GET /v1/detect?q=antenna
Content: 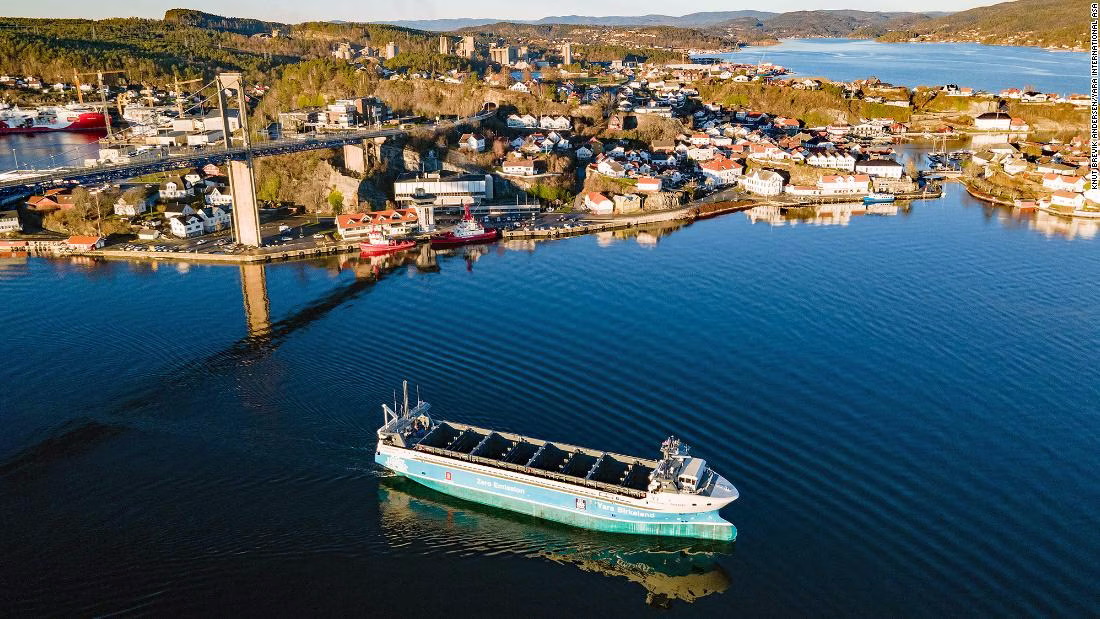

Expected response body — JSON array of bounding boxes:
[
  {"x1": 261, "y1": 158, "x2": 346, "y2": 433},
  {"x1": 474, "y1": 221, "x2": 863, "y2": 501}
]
[{"x1": 403, "y1": 380, "x2": 409, "y2": 415}]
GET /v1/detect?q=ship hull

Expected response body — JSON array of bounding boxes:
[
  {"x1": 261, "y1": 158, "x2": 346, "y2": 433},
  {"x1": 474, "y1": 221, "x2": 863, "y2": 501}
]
[
  {"x1": 0, "y1": 112, "x2": 107, "y2": 134},
  {"x1": 376, "y1": 446, "x2": 736, "y2": 541},
  {"x1": 429, "y1": 229, "x2": 499, "y2": 248}
]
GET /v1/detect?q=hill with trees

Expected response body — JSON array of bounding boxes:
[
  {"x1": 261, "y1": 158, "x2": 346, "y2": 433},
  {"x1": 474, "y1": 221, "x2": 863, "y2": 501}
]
[{"x1": 874, "y1": 0, "x2": 1089, "y2": 49}]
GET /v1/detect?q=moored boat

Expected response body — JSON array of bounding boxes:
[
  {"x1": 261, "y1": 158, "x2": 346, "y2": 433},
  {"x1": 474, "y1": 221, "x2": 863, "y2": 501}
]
[
  {"x1": 0, "y1": 104, "x2": 108, "y2": 134},
  {"x1": 863, "y1": 192, "x2": 896, "y2": 204},
  {"x1": 375, "y1": 383, "x2": 739, "y2": 541},
  {"x1": 430, "y1": 205, "x2": 498, "y2": 248},
  {"x1": 359, "y1": 231, "x2": 416, "y2": 256}
]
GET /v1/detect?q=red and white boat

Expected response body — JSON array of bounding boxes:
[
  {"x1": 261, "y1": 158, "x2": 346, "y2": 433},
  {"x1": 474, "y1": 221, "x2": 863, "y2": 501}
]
[
  {"x1": 430, "y1": 205, "x2": 499, "y2": 248},
  {"x1": 359, "y1": 231, "x2": 416, "y2": 256},
  {"x1": 0, "y1": 104, "x2": 109, "y2": 134}
]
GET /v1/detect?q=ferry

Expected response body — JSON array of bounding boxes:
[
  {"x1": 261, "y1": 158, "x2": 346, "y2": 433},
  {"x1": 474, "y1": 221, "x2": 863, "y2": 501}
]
[
  {"x1": 0, "y1": 104, "x2": 108, "y2": 134},
  {"x1": 863, "y1": 192, "x2": 896, "y2": 204},
  {"x1": 430, "y1": 205, "x2": 498, "y2": 248},
  {"x1": 359, "y1": 231, "x2": 416, "y2": 256},
  {"x1": 375, "y1": 383, "x2": 739, "y2": 541}
]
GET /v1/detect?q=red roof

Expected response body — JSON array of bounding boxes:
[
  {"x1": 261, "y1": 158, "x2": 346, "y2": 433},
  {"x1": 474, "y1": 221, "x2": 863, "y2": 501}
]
[
  {"x1": 1051, "y1": 190, "x2": 1080, "y2": 199},
  {"x1": 585, "y1": 192, "x2": 611, "y2": 204},
  {"x1": 66, "y1": 235, "x2": 101, "y2": 245},
  {"x1": 700, "y1": 158, "x2": 742, "y2": 171},
  {"x1": 337, "y1": 209, "x2": 418, "y2": 230}
]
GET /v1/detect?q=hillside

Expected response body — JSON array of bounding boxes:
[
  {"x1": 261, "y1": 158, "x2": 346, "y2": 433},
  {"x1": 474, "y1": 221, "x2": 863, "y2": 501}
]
[
  {"x1": 875, "y1": 0, "x2": 1089, "y2": 49},
  {"x1": 0, "y1": 12, "x2": 440, "y2": 83},
  {"x1": 452, "y1": 23, "x2": 738, "y2": 55}
]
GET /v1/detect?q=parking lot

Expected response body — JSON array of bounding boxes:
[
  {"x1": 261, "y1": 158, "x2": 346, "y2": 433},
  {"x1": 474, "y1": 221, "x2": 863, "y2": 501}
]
[{"x1": 109, "y1": 215, "x2": 338, "y2": 255}]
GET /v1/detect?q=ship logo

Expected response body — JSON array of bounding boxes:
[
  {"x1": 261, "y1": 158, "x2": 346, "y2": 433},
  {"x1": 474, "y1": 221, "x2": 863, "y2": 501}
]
[
  {"x1": 445, "y1": 471, "x2": 452, "y2": 481},
  {"x1": 575, "y1": 498, "x2": 587, "y2": 510}
]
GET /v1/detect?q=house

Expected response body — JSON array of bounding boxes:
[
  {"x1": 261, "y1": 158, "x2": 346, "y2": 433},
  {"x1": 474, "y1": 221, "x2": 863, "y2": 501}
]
[
  {"x1": 458, "y1": 133, "x2": 485, "y2": 152},
  {"x1": 785, "y1": 185, "x2": 821, "y2": 196},
  {"x1": 636, "y1": 177, "x2": 662, "y2": 192},
  {"x1": 854, "y1": 159, "x2": 904, "y2": 179},
  {"x1": 1010, "y1": 117, "x2": 1030, "y2": 132},
  {"x1": 197, "y1": 206, "x2": 232, "y2": 233},
  {"x1": 1048, "y1": 190, "x2": 1085, "y2": 209},
  {"x1": 974, "y1": 112, "x2": 1012, "y2": 131},
  {"x1": 159, "y1": 175, "x2": 194, "y2": 200},
  {"x1": 699, "y1": 158, "x2": 743, "y2": 187},
  {"x1": 818, "y1": 174, "x2": 871, "y2": 195},
  {"x1": 1042, "y1": 174, "x2": 1086, "y2": 193},
  {"x1": 1002, "y1": 158, "x2": 1029, "y2": 176},
  {"x1": 539, "y1": 115, "x2": 571, "y2": 131},
  {"x1": 806, "y1": 151, "x2": 856, "y2": 171},
  {"x1": 502, "y1": 159, "x2": 538, "y2": 176},
  {"x1": 204, "y1": 187, "x2": 233, "y2": 206},
  {"x1": 336, "y1": 209, "x2": 419, "y2": 239},
  {"x1": 1036, "y1": 162, "x2": 1078, "y2": 176},
  {"x1": 740, "y1": 170, "x2": 784, "y2": 196},
  {"x1": 136, "y1": 228, "x2": 160, "y2": 241},
  {"x1": 509, "y1": 81, "x2": 531, "y2": 93},
  {"x1": 0, "y1": 209, "x2": 21, "y2": 233},
  {"x1": 163, "y1": 204, "x2": 196, "y2": 220},
  {"x1": 114, "y1": 187, "x2": 155, "y2": 216},
  {"x1": 583, "y1": 192, "x2": 614, "y2": 214},
  {"x1": 169, "y1": 214, "x2": 205, "y2": 238},
  {"x1": 506, "y1": 114, "x2": 538, "y2": 128},
  {"x1": 66, "y1": 235, "x2": 104, "y2": 250},
  {"x1": 596, "y1": 158, "x2": 626, "y2": 178},
  {"x1": 575, "y1": 145, "x2": 594, "y2": 160},
  {"x1": 25, "y1": 189, "x2": 75, "y2": 212}
]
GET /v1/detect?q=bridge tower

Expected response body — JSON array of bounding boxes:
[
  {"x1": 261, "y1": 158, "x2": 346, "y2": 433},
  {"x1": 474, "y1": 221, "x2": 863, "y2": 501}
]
[{"x1": 216, "y1": 73, "x2": 263, "y2": 247}]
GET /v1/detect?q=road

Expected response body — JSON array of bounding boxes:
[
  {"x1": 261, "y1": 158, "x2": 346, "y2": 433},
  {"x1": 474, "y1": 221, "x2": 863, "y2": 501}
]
[{"x1": 0, "y1": 109, "x2": 495, "y2": 196}]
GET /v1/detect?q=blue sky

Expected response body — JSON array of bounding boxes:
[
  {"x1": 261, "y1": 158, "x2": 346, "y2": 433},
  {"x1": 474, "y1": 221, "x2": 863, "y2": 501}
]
[{"x1": 6, "y1": 0, "x2": 995, "y2": 22}]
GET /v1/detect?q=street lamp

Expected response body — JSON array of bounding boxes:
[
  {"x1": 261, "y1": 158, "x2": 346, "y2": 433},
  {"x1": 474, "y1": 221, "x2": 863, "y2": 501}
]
[{"x1": 11, "y1": 147, "x2": 18, "y2": 169}]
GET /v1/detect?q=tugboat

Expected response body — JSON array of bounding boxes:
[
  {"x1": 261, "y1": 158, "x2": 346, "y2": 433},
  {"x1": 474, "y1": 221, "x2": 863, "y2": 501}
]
[
  {"x1": 430, "y1": 205, "x2": 499, "y2": 248},
  {"x1": 359, "y1": 231, "x2": 416, "y2": 256},
  {"x1": 863, "y1": 192, "x2": 896, "y2": 204}
]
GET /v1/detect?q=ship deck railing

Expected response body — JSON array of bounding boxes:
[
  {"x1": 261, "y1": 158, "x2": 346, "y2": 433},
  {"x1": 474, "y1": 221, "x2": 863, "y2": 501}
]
[{"x1": 412, "y1": 443, "x2": 650, "y2": 500}]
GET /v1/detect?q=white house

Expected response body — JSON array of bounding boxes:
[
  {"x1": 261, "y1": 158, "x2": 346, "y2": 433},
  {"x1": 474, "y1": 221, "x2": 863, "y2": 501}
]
[
  {"x1": 575, "y1": 146, "x2": 594, "y2": 160},
  {"x1": 502, "y1": 159, "x2": 537, "y2": 176},
  {"x1": 1049, "y1": 190, "x2": 1085, "y2": 209},
  {"x1": 509, "y1": 81, "x2": 531, "y2": 93},
  {"x1": 818, "y1": 174, "x2": 871, "y2": 195},
  {"x1": 974, "y1": 112, "x2": 1012, "y2": 131},
  {"x1": 699, "y1": 158, "x2": 743, "y2": 187},
  {"x1": 113, "y1": 190, "x2": 154, "y2": 217},
  {"x1": 204, "y1": 187, "x2": 233, "y2": 206},
  {"x1": 197, "y1": 206, "x2": 232, "y2": 233},
  {"x1": 785, "y1": 185, "x2": 821, "y2": 196},
  {"x1": 458, "y1": 133, "x2": 485, "y2": 152},
  {"x1": 740, "y1": 169, "x2": 784, "y2": 196},
  {"x1": 159, "y1": 176, "x2": 194, "y2": 200},
  {"x1": 506, "y1": 114, "x2": 538, "y2": 128},
  {"x1": 584, "y1": 192, "x2": 614, "y2": 214},
  {"x1": 539, "y1": 115, "x2": 571, "y2": 131},
  {"x1": 596, "y1": 158, "x2": 626, "y2": 178},
  {"x1": 169, "y1": 214, "x2": 205, "y2": 238},
  {"x1": 806, "y1": 151, "x2": 856, "y2": 171},
  {"x1": 1042, "y1": 174, "x2": 1085, "y2": 193},
  {"x1": 636, "y1": 177, "x2": 663, "y2": 192},
  {"x1": 854, "y1": 159, "x2": 904, "y2": 179},
  {"x1": 336, "y1": 209, "x2": 419, "y2": 240},
  {"x1": 0, "y1": 209, "x2": 21, "y2": 233}
]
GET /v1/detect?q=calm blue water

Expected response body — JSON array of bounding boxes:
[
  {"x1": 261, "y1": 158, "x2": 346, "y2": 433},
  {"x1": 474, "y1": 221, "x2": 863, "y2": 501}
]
[
  {"x1": 2, "y1": 186, "x2": 1098, "y2": 614},
  {"x1": 719, "y1": 39, "x2": 1089, "y2": 94}
]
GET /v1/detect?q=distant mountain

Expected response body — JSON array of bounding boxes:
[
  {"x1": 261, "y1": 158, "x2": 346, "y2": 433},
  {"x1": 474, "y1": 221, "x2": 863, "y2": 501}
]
[
  {"x1": 381, "y1": 11, "x2": 778, "y2": 32},
  {"x1": 875, "y1": 0, "x2": 1088, "y2": 49}
]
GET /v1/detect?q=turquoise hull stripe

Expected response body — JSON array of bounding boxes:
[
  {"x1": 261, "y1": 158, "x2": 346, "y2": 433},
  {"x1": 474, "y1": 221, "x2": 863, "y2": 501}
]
[{"x1": 377, "y1": 451, "x2": 736, "y2": 542}]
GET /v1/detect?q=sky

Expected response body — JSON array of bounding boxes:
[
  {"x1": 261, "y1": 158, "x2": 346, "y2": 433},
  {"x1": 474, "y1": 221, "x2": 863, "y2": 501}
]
[{"x1": 3, "y1": 0, "x2": 998, "y2": 22}]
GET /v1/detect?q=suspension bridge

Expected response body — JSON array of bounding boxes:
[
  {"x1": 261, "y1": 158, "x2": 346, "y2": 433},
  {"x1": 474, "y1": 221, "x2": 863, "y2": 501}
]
[{"x1": 1, "y1": 73, "x2": 495, "y2": 246}]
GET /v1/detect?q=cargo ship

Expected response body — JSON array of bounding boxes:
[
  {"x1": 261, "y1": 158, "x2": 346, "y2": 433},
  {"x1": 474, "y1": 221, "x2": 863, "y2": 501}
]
[
  {"x1": 375, "y1": 384, "x2": 739, "y2": 541},
  {"x1": 0, "y1": 104, "x2": 109, "y2": 134}
]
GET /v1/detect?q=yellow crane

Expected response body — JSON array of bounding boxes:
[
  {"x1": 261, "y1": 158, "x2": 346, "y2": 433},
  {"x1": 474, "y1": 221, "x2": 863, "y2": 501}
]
[
  {"x1": 171, "y1": 77, "x2": 204, "y2": 116},
  {"x1": 73, "y1": 69, "x2": 124, "y2": 139},
  {"x1": 73, "y1": 69, "x2": 124, "y2": 104}
]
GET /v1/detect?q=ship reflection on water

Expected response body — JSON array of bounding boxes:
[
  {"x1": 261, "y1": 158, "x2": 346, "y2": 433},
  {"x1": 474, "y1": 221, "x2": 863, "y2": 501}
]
[{"x1": 378, "y1": 477, "x2": 733, "y2": 608}]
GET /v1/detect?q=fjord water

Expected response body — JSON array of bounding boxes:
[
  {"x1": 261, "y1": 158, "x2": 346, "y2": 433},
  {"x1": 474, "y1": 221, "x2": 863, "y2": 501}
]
[
  {"x1": 2, "y1": 186, "x2": 1099, "y2": 615},
  {"x1": 720, "y1": 39, "x2": 1089, "y2": 94}
]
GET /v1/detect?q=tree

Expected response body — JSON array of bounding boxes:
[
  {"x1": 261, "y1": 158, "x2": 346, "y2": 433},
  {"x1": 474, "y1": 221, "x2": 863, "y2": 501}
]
[{"x1": 327, "y1": 189, "x2": 344, "y2": 214}]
